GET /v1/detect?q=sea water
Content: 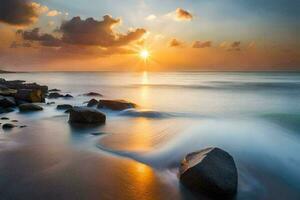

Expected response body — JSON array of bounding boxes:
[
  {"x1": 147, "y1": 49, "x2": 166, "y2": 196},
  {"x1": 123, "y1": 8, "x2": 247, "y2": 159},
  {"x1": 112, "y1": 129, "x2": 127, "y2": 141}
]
[{"x1": 0, "y1": 72, "x2": 300, "y2": 199}]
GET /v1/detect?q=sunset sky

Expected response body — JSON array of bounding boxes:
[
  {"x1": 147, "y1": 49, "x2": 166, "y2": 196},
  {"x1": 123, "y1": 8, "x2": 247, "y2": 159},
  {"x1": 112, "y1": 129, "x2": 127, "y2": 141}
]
[{"x1": 0, "y1": 0, "x2": 299, "y2": 71}]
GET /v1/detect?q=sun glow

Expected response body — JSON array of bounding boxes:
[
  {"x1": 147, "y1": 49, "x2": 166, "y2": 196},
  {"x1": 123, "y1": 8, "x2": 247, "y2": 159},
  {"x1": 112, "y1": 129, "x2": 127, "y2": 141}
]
[{"x1": 139, "y1": 49, "x2": 150, "y2": 60}]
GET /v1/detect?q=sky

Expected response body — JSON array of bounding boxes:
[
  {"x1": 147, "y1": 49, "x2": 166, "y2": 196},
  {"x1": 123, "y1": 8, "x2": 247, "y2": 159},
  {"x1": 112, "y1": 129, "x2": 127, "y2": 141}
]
[{"x1": 0, "y1": 0, "x2": 299, "y2": 71}]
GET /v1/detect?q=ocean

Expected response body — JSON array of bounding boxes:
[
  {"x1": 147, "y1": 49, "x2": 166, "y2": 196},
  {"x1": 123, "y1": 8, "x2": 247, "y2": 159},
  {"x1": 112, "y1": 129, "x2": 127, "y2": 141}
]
[{"x1": 0, "y1": 72, "x2": 300, "y2": 199}]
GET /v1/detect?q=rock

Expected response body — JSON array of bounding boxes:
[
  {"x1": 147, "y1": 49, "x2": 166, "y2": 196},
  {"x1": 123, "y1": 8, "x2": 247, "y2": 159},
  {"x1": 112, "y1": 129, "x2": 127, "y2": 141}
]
[
  {"x1": 1, "y1": 117, "x2": 9, "y2": 120},
  {"x1": 87, "y1": 99, "x2": 98, "y2": 107},
  {"x1": 64, "y1": 109, "x2": 72, "y2": 113},
  {"x1": 90, "y1": 132, "x2": 103, "y2": 136},
  {"x1": 69, "y1": 107, "x2": 106, "y2": 124},
  {"x1": 0, "y1": 96, "x2": 16, "y2": 107},
  {"x1": 179, "y1": 147, "x2": 238, "y2": 197},
  {"x1": 57, "y1": 104, "x2": 73, "y2": 110},
  {"x1": 15, "y1": 89, "x2": 45, "y2": 103},
  {"x1": 11, "y1": 120, "x2": 18, "y2": 122},
  {"x1": 64, "y1": 94, "x2": 73, "y2": 98},
  {"x1": 97, "y1": 100, "x2": 136, "y2": 111},
  {"x1": 83, "y1": 92, "x2": 103, "y2": 96},
  {"x1": 49, "y1": 88, "x2": 61, "y2": 92},
  {"x1": 2, "y1": 123, "x2": 15, "y2": 129},
  {"x1": 48, "y1": 92, "x2": 64, "y2": 99},
  {"x1": 19, "y1": 103, "x2": 43, "y2": 112},
  {"x1": 47, "y1": 102, "x2": 55, "y2": 105},
  {"x1": 19, "y1": 125, "x2": 27, "y2": 128},
  {"x1": 0, "y1": 107, "x2": 14, "y2": 114}
]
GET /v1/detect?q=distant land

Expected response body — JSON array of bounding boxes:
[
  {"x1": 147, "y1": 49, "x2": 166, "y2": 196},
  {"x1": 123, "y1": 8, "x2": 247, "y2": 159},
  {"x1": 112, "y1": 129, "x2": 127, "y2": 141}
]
[{"x1": 0, "y1": 70, "x2": 15, "y2": 73}]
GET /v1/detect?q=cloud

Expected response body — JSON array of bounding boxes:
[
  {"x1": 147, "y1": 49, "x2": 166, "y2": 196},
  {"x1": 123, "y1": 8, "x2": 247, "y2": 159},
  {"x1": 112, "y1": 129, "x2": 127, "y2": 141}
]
[
  {"x1": 18, "y1": 28, "x2": 62, "y2": 47},
  {"x1": 192, "y1": 41, "x2": 212, "y2": 48},
  {"x1": 229, "y1": 41, "x2": 241, "y2": 51},
  {"x1": 145, "y1": 14, "x2": 157, "y2": 21},
  {"x1": 169, "y1": 38, "x2": 183, "y2": 47},
  {"x1": 166, "y1": 8, "x2": 193, "y2": 21},
  {"x1": 60, "y1": 15, "x2": 146, "y2": 47},
  {"x1": 220, "y1": 41, "x2": 241, "y2": 51},
  {"x1": 47, "y1": 10, "x2": 61, "y2": 17},
  {"x1": 0, "y1": 0, "x2": 48, "y2": 25},
  {"x1": 176, "y1": 8, "x2": 193, "y2": 21},
  {"x1": 18, "y1": 15, "x2": 146, "y2": 51}
]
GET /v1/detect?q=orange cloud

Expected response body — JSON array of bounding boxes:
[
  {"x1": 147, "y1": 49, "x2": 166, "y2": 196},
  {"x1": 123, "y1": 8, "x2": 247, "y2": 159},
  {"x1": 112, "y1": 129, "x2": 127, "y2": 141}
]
[
  {"x1": 168, "y1": 38, "x2": 183, "y2": 47},
  {"x1": 176, "y1": 8, "x2": 193, "y2": 21},
  {"x1": 192, "y1": 41, "x2": 212, "y2": 48},
  {"x1": 166, "y1": 8, "x2": 193, "y2": 21}
]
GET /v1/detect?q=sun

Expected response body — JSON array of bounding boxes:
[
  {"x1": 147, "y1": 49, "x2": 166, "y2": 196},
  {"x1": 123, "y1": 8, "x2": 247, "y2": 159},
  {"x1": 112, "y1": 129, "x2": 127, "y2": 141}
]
[{"x1": 139, "y1": 49, "x2": 150, "y2": 60}]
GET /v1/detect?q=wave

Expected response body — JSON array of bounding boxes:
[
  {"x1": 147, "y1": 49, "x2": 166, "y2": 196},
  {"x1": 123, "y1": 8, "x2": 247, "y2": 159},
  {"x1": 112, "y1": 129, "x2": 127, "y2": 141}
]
[
  {"x1": 119, "y1": 109, "x2": 173, "y2": 119},
  {"x1": 259, "y1": 113, "x2": 300, "y2": 133},
  {"x1": 129, "y1": 82, "x2": 300, "y2": 91}
]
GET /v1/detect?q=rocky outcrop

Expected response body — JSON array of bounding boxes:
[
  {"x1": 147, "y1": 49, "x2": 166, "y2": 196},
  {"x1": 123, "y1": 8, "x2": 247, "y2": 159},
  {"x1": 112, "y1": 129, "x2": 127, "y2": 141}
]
[
  {"x1": 179, "y1": 147, "x2": 238, "y2": 197},
  {"x1": 69, "y1": 107, "x2": 106, "y2": 124},
  {"x1": 87, "y1": 99, "x2": 98, "y2": 107},
  {"x1": 57, "y1": 104, "x2": 73, "y2": 110},
  {"x1": 0, "y1": 78, "x2": 47, "y2": 103},
  {"x1": 19, "y1": 103, "x2": 43, "y2": 112},
  {"x1": 15, "y1": 89, "x2": 45, "y2": 102},
  {"x1": 97, "y1": 100, "x2": 136, "y2": 111}
]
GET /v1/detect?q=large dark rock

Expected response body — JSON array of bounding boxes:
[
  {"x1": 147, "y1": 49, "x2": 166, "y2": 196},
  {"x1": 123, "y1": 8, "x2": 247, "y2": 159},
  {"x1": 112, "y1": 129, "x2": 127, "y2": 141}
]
[
  {"x1": 19, "y1": 103, "x2": 43, "y2": 112},
  {"x1": 97, "y1": 100, "x2": 136, "y2": 111},
  {"x1": 57, "y1": 104, "x2": 73, "y2": 110},
  {"x1": 69, "y1": 107, "x2": 106, "y2": 124},
  {"x1": 0, "y1": 96, "x2": 16, "y2": 107},
  {"x1": 179, "y1": 147, "x2": 238, "y2": 197},
  {"x1": 87, "y1": 98, "x2": 98, "y2": 107}
]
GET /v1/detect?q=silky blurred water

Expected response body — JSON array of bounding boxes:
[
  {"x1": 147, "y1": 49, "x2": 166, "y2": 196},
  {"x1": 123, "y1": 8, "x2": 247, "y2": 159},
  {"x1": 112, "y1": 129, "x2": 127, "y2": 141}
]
[{"x1": 1, "y1": 72, "x2": 300, "y2": 199}]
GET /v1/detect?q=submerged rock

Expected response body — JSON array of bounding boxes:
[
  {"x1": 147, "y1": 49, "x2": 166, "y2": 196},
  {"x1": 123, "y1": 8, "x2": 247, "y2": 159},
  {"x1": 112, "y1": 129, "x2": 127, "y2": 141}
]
[
  {"x1": 19, "y1": 103, "x2": 43, "y2": 112},
  {"x1": 64, "y1": 94, "x2": 73, "y2": 98},
  {"x1": 179, "y1": 147, "x2": 238, "y2": 197},
  {"x1": 48, "y1": 92, "x2": 64, "y2": 99},
  {"x1": 97, "y1": 100, "x2": 136, "y2": 111},
  {"x1": 1, "y1": 117, "x2": 9, "y2": 120},
  {"x1": 83, "y1": 92, "x2": 103, "y2": 96},
  {"x1": 69, "y1": 107, "x2": 106, "y2": 124},
  {"x1": 2, "y1": 123, "x2": 15, "y2": 129},
  {"x1": 49, "y1": 88, "x2": 61, "y2": 92},
  {"x1": 57, "y1": 104, "x2": 73, "y2": 110},
  {"x1": 87, "y1": 99, "x2": 98, "y2": 107}
]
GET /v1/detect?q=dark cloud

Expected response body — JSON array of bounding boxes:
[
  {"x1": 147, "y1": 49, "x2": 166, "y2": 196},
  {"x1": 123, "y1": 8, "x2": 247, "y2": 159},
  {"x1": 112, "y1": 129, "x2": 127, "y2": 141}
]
[
  {"x1": 193, "y1": 41, "x2": 212, "y2": 48},
  {"x1": 19, "y1": 15, "x2": 146, "y2": 50},
  {"x1": 18, "y1": 28, "x2": 62, "y2": 47},
  {"x1": 0, "y1": 0, "x2": 45, "y2": 25},
  {"x1": 175, "y1": 8, "x2": 193, "y2": 21},
  {"x1": 60, "y1": 15, "x2": 146, "y2": 47},
  {"x1": 169, "y1": 38, "x2": 183, "y2": 47}
]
